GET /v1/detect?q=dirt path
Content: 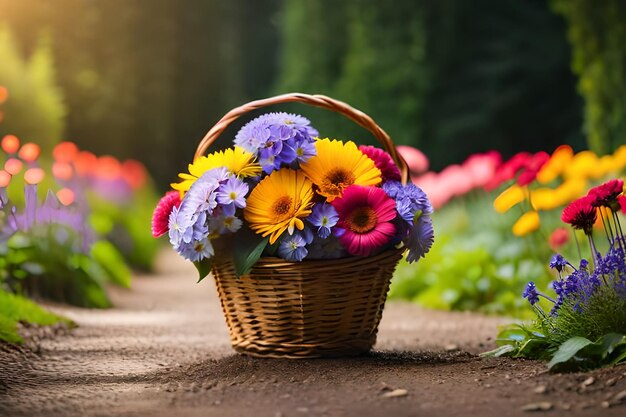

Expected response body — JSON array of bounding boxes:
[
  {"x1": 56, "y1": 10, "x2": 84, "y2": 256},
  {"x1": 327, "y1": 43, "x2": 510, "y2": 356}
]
[{"x1": 1, "y1": 250, "x2": 626, "y2": 417}]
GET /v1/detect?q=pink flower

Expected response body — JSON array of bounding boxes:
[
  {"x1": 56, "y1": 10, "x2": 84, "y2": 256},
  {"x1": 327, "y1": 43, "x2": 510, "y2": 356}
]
[
  {"x1": 331, "y1": 185, "x2": 397, "y2": 256},
  {"x1": 397, "y1": 145, "x2": 429, "y2": 175},
  {"x1": 152, "y1": 191, "x2": 182, "y2": 237},
  {"x1": 462, "y1": 151, "x2": 501, "y2": 188},
  {"x1": 359, "y1": 145, "x2": 401, "y2": 182}
]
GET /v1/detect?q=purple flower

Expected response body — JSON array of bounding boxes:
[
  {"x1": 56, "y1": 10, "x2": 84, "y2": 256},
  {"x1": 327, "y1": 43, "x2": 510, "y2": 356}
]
[
  {"x1": 277, "y1": 233, "x2": 308, "y2": 262},
  {"x1": 282, "y1": 134, "x2": 317, "y2": 165},
  {"x1": 523, "y1": 282, "x2": 540, "y2": 305},
  {"x1": 405, "y1": 214, "x2": 434, "y2": 263},
  {"x1": 208, "y1": 211, "x2": 243, "y2": 234},
  {"x1": 216, "y1": 177, "x2": 248, "y2": 210},
  {"x1": 177, "y1": 237, "x2": 215, "y2": 262},
  {"x1": 234, "y1": 112, "x2": 318, "y2": 173},
  {"x1": 307, "y1": 203, "x2": 339, "y2": 239},
  {"x1": 168, "y1": 205, "x2": 193, "y2": 248}
]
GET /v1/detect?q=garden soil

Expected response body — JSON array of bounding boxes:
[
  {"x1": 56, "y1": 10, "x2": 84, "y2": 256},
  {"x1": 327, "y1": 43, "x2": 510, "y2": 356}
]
[{"x1": 1, "y1": 250, "x2": 626, "y2": 417}]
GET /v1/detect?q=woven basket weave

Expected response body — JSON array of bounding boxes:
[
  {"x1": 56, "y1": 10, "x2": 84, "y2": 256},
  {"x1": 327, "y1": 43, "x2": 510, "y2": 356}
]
[{"x1": 197, "y1": 93, "x2": 409, "y2": 358}]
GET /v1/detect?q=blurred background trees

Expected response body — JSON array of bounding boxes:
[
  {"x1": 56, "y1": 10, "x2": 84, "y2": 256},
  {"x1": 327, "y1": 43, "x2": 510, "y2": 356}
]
[{"x1": 0, "y1": 0, "x2": 623, "y2": 187}]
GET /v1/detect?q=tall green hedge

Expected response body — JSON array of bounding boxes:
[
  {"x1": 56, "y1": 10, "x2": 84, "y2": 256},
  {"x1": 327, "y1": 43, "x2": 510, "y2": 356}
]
[{"x1": 552, "y1": 0, "x2": 626, "y2": 154}]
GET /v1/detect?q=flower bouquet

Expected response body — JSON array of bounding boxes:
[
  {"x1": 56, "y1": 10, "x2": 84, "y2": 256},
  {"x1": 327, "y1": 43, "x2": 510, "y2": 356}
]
[{"x1": 152, "y1": 94, "x2": 434, "y2": 357}]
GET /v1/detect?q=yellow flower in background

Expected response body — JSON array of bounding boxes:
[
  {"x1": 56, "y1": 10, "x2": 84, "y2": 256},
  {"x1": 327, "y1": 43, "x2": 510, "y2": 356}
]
[
  {"x1": 493, "y1": 184, "x2": 527, "y2": 213},
  {"x1": 563, "y1": 150, "x2": 599, "y2": 180},
  {"x1": 529, "y1": 188, "x2": 559, "y2": 211},
  {"x1": 614, "y1": 145, "x2": 626, "y2": 169},
  {"x1": 172, "y1": 146, "x2": 261, "y2": 194},
  {"x1": 244, "y1": 168, "x2": 314, "y2": 244},
  {"x1": 512, "y1": 211, "x2": 540, "y2": 237},
  {"x1": 536, "y1": 145, "x2": 573, "y2": 184},
  {"x1": 300, "y1": 138, "x2": 381, "y2": 201}
]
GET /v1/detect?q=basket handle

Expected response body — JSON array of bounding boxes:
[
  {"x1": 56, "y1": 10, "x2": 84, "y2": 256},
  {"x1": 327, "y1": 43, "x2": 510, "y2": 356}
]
[{"x1": 194, "y1": 92, "x2": 409, "y2": 183}]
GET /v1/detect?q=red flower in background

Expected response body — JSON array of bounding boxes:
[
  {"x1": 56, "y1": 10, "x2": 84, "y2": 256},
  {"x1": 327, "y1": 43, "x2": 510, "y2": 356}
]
[
  {"x1": 548, "y1": 227, "x2": 569, "y2": 251},
  {"x1": 561, "y1": 195, "x2": 597, "y2": 234},
  {"x1": 484, "y1": 152, "x2": 531, "y2": 191},
  {"x1": 588, "y1": 179, "x2": 624, "y2": 209},
  {"x1": 151, "y1": 191, "x2": 182, "y2": 237},
  {"x1": 517, "y1": 151, "x2": 549, "y2": 186}
]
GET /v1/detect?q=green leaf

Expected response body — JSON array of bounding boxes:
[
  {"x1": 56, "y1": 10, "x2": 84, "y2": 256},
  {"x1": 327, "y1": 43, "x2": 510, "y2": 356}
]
[
  {"x1": 481, "y1": 344, "x2": 515, "y2": 358},
  {"x1": 90, "y1": 240, "x2": 132, "y2": 288},
  {"x1": 548, "y1": 336, "x2": 593, "y2": 369},
  {"x1": 233, "y1": 230, "x2": 269, "y2": 277},
  {"x1": 194, "y1": 258, "x2": 214, "y2": 283}
]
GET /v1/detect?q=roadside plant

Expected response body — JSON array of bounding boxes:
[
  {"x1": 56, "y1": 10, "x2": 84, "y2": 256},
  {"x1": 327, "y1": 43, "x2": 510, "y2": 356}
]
[{"x1": 485, "y1": 179, "x2": 626, "y2": 371}]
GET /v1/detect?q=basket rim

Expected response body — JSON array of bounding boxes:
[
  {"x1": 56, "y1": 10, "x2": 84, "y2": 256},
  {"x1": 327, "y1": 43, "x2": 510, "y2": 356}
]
[{"x1": 214, "y1": 246, "x2": 406, "y2": 272}]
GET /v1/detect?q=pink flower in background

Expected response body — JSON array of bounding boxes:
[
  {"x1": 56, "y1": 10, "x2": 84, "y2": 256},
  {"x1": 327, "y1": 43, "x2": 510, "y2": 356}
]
[
  {"x1": 397, "y1": 145, "x2": 429, "y2": 175},
  {"x1": 462, "y1": 151, "x2": 501, "y2": 188}
]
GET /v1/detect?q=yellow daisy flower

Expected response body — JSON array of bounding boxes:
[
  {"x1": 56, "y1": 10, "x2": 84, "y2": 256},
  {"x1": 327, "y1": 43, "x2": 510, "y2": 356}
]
[
  {"x1": 244, "y1": 168, "x2": 314, "y2": 244},
  {"x1": 171, "y1": 146, "x2": 261, "y2": 194},
  {"x1": 299, "y1": 138, "x2": 381, "y2": 201}
]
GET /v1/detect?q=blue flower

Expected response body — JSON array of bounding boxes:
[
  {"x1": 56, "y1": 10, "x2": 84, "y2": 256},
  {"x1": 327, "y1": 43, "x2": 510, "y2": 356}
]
[
  {"x1": 277, "y1": 234, "x2": 308, "y2": 262},
  {"x1": 405, "y1": 214, "x2": 434, "y2": 263},
  {"x1": 523, "y1": 282, "x2": 540, "y2": 305},
  {"x1": 549, "y1": 254, "x2": 568, "y2": 272},
  {"x1": 383, "y1": 181, "x2": 433, "y2": 226},
  {"x1": 308, "y1": 203, "x2": 339, "y2": 239}
]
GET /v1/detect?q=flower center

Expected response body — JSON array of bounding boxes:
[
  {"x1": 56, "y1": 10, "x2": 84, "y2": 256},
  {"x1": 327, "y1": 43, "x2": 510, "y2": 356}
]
[
  {"x1": 271, "y1": 196, "x2": 293, "y2": 218},
  {"x1": 229, "y1": 191, "x2": 237, "y2": 200},
  {"x1": 322, "y1": 168, "x2": 355, "y2": 197},
  {"x1": 347, "y1": 207, "x2": 378, "y2": 234}
]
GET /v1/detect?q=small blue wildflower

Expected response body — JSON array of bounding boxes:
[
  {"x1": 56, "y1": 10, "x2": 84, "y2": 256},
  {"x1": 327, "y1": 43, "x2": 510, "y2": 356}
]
[
  {"x1": 549, "y1": 254, "x2": 568, "y2": 272},
  {"x1": 277, "y1": 234, "x2": 308, "y2": 262},
  {"x1": 308, "y1": 203, "x2": 339, "y2": 239},
  {"x1": 579, "y1": 259, "x2": 589, "y2": 270},
  {"x1": 523, "y1": 282, "x2": 540, "y2": 305}
]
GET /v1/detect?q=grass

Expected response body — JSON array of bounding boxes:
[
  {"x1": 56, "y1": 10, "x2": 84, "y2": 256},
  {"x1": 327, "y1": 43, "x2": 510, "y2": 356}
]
[{"x1": 0, "y1": 289, "x2": 71, "y2": 344}]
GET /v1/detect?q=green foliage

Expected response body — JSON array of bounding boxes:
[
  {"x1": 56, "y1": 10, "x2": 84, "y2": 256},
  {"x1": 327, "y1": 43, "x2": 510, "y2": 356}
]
[
  {"x1": 0, "y1": 288, "x2": 69, "y2": 344},
  {"x1": 88, "y1": 185, "x2": 160, "y2": 271},
  {"x1": 390, "y1": 195, "x2": 552, "y2": 318},
  {"x1": 0, "y1": 225, "x2": 132, "y2": 308},
  {"x1": 0, "y1": 25, "x2": 65, "y2": 152},
  {"x1": 486, "y1": 324, "x2": 626, "y2": 371},
  {"x1": 552, "y1": 0, "x2": 626, "y2": 154},
  {"x1": 276, "y1": 0, "x2": 583, "y2": 169}
]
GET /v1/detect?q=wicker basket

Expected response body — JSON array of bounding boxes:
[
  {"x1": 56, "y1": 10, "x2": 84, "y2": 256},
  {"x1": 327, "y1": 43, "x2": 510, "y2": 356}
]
[{"x1": 196, "y1": 93, "x2": 409, "y2": 358}]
